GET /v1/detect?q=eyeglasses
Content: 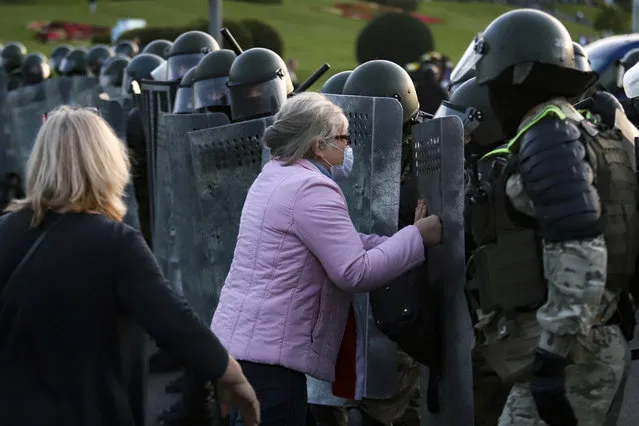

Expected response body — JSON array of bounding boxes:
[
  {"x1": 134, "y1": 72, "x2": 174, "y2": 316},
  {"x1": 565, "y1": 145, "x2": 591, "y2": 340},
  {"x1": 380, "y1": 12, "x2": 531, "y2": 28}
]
[
  {"x1": 333, "y1": 134, "x2": 351, "y2": 146},
  {"x1": 42, "y1": 106, "x2": 101, "y2": 124}
]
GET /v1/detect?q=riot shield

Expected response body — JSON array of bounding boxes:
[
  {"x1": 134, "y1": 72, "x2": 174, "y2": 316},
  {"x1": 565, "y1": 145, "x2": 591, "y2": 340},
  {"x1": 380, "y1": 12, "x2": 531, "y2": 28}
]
[
  {"x1": 0, "y1": 70, "x2": 8, "y2": 177},
  {"x1": 187, "y1": 117, "x2": 272, "y2": 321},
  {"x1": 139, "y1": 80, "x2": 178, "y2": 241},
  {"x1": 155, "y1": 113, "x2": 231, "y2": 319},
  {"x1": 58, "y1": 76, "x2": 100, "y2": 106},
  {"x1": 412, "y1": 117, "x2": 473, "y2": 426},
  {"x1": 5, "y1": 80, "x2": 64, "y2": 179},
  {"x1": 97, "y1": 96, "x2": 141, "y2": 230},
  {"x1": 322, "y1": 94, "x2": 404, "y2": 401}
]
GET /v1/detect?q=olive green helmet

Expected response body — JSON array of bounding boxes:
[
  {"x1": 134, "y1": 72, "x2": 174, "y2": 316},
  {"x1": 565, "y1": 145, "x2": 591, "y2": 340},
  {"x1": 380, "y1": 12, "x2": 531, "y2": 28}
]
[
  {"x1": 114, "y1": 40, "x2": 139, "y2": 58},
  {"x1": 49, "y1": 45, "x2": 71, "y2": 75},
  {"x1": 174, "y1": 66, "x2": 197, "y2": 114},
  {"x1": 86, "y1": 45, "x2": 114, "y2": 77},
  {"x1": 193, "y1": 49, "x2": 236, "y2": 111},
  {"x1": 123, "y1": 53, "x2": 165, "y2": 95},
  {"x1": 227, "y1": 47, "x2": 294, "y2": 121},
  {"x1": 342, "y1": 60, "x2": 419, "y2": 124},
  {"x1": 435, "y1": 77, "x2": 504, "y2": 148},
  {"x1": 168, "y1": 31, "x2": 220, "y2": 81},
  {"x1": 320, "y1": 70, "x2": 352, "y2": 95},
  {"x1": 59, "y1": 48, "x2": 88, "y2": 76},
  {"x1": 1, "y1": 42, "x2": 27, "y2": 72},
  {"x1": 451, "y1": 9, "x2": 578, "y2": 86},
  {"x1": 21, "y1": 53, "x2": 51, "y2": 85},
  {"x1": 143, "y1": 39, "x2": 173, "y2": 60},
  {"x1": 99, "y1": 55, "x2": 131, "y2": 88}
]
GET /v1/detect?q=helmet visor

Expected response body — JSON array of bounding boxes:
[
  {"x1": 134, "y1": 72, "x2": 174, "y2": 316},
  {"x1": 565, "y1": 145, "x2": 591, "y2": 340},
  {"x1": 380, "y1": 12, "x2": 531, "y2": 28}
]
[
  {"x1": 122, "y1": 73, "x2": 134, "y2": 96},
  {"x1": 617, "y1": 64, "x2": 626, "y2": 90},
  {"x1": 623, "y1": 62, "x2": 639, "y2": 99},
  {"x1": 59, "y1": 58, "x2": 76, "y2": 74},
  {"x1": 193, "y1": 76, "x2": 230, "y2": 110},
  {"x1": 167, "y1": 53, "x2": 204, "y2": 81},
  {"x1": 229, "y1": 77, "x2": 287, "y2": 121},
  {"x1": 449, "y1": 35, "x2": 484, "y2": 85},
  {"x1": 434, "y1": 101, "x2": 482, "y2": 140},
  {"x1": 151, "y1": 62, "x2": 168, "y2": 81},
  {"x1": 99, "y1": 73, "x2": 116, "y2": 88},
  {"x1": 173, "y1": 86, "x2": 194, "y2": 114}
]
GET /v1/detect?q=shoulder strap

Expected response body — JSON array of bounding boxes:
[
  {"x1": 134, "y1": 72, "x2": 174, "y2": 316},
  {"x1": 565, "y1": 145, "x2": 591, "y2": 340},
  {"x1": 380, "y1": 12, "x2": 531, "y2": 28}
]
[{"x1": 2, "y1": 215, "x2": 64, "y2": 292}]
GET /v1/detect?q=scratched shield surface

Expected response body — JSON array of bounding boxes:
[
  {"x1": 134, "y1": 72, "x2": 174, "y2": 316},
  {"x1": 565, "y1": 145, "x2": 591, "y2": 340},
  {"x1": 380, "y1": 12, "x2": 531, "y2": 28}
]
[
  {"x1": 139, "y1": 80, "x2": 178, "y2": 242},
  {"x1": 323, "y1": 94, "x2": 404, "y2": 401},
  {"x1": 412, "y1": 116, "x2": 473, "y2": 426},
  {"x1": 187, "y1": 117, "x2": 271, "y2": 322},
  {"x1": 161, "y1": 112, "x2": 230, "y2": 320}
]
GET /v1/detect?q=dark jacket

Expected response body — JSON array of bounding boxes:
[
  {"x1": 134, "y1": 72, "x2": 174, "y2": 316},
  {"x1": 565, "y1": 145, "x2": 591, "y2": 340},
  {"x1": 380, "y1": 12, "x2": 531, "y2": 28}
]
[{"x1": 0, "y1": 210, "x2": 228, "y2": 426}]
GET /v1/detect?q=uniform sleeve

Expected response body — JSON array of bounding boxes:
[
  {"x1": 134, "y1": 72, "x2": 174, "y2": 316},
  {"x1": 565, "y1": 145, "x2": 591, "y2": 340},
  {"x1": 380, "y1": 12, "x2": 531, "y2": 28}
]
[
  {"x1": 359, "y1": 233, "x2": 389, "y2": 250},
  {"x1": 114, "y1": 229, "x2": 229, "y2": 380},
  {"x1": 507, "y1": 174, "x2": 607, "y2": 357},
  {"x1": 293, "y1": 179, "x2": 425, "y2": 293}
]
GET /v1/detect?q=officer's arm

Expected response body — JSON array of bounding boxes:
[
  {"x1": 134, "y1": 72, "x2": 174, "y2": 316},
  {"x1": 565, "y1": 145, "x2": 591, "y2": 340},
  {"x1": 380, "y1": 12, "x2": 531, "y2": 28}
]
[{"x1": 511, "y1": 117, "x2": 607, "y2": 358}]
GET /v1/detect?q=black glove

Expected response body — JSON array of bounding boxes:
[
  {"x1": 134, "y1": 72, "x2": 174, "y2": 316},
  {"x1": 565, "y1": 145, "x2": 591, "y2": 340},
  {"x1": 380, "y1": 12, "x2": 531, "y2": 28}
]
[{"x1": 530, "y1": 348, "x2": 577, "y2": 426}]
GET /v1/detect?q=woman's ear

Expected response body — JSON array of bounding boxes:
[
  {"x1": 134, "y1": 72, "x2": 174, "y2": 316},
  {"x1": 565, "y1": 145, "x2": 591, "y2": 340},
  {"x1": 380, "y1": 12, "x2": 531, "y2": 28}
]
[{"x1": 311, "y1": 139, "x2": 323, "y2": 158}]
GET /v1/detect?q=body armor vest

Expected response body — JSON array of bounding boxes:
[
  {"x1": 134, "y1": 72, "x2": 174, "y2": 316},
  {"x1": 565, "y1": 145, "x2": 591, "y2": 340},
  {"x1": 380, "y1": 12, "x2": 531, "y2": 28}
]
[{"x1": 470, "y1": 100, "x2": 639, "y2": 313}]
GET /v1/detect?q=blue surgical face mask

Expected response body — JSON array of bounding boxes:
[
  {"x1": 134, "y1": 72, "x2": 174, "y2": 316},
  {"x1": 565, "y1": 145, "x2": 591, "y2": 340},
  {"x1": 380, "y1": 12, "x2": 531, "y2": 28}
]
[{"x1": 331, "y1": 146, "x2": 354, "y2": 181}]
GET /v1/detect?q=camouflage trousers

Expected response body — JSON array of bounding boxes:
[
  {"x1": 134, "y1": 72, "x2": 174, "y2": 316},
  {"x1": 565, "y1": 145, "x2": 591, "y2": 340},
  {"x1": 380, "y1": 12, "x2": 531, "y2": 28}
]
[
  {"x1": 346, "y1": 349, "x2": 421, "y2": 426},
  {"x1": 498, "y1": 325, "x2": 630, "y2": 426}
]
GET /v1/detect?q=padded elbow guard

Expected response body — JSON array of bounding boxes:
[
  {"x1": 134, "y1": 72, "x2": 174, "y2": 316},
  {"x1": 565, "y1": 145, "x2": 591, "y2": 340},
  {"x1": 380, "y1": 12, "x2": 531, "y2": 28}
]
[{"x1": 518, "y1": 117, "x2": 604, "y2": 242}]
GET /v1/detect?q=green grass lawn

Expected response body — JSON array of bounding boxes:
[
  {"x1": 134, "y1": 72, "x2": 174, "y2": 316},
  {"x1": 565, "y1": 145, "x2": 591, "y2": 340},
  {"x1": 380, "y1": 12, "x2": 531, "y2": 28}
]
[{"x1": 0, "y1": 0, "x2": 601, "y2": 89}]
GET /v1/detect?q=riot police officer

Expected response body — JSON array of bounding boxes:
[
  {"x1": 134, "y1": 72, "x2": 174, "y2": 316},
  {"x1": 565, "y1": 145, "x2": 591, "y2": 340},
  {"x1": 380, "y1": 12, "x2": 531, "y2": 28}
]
[
  {"x1": 49, "y1": 45, "x2": 70, "y2": 76},
  {"x1": 341, "y1": 60, "x2": 426, "y2": 426},
  {"x1": 20, "y1": 53, "x2": 51, "y2": 86},
  {"x1": 450, "y1": 9, "x2": 636, "y2": 425},
  {"x1": 173, "y1": 66, "x2": 196, "y2": 114},
  {"x1": 1, "y1": 42, "x2": 27, "y2": 91},
  {"x1": 193, "y1": 49, "x2": 236, "y2": 115},
  {"x1": 99, "y1": 55, "x2": 131, "y2": 99},
  {"x1": 86, "y1": 44, "x2": 114, "y2": 77},
  {"x1": 114, "y1": 39, "x2": 139, "y2": 59},
  {"x1": 142, "y1": 39, "x2": 173, "y2": 59},
  {"x1": 59, "y1": 48, "x2": 88, "y2": 76},
  {"x1": 122, "y1": 53, "x2": 165, "y2": 95},
  {"x1": 320, "y1": 70, "x2": 352, "y2": 95},
  {"x1": 167, "y1": 31, "x2": 219, "y2": 81},
  {"x1": 227, "y1": 47, "x2": 293, "y2": 122}
]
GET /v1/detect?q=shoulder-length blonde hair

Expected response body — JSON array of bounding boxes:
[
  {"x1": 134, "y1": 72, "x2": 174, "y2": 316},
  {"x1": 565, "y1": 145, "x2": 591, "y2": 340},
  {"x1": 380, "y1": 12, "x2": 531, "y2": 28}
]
[{"x1": 4, "y1": 105, "x2": 131, "y2": 226}]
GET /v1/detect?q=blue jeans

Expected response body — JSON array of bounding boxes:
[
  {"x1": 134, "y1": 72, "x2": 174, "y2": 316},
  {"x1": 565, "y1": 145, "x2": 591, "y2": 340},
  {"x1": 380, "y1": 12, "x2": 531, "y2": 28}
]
[{"x1": 231, "y1": 361, "x2": 308, "y2": 426}]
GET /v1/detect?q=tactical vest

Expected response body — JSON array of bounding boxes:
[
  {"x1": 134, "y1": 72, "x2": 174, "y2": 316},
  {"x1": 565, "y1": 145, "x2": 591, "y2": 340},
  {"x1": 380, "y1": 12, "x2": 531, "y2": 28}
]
[{"x1": 470, "y1": 100, "x2": 639, "y2": 313}]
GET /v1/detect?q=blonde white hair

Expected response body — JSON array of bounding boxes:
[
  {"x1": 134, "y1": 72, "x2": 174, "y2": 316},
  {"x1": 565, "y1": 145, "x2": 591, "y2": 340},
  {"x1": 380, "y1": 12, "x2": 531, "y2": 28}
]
[
  {"x1": 262, "y1": 92, "x2": 348, "y2": 164},
  {"x1": 5, "y1": 105, "x2": 131, "y2": 226}
]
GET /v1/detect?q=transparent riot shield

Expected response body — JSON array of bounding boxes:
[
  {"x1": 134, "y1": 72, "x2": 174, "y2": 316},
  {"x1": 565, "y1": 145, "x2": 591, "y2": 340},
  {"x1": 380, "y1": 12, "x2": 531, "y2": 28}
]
[
  {"x1": 58, "y1": 76, "x2": 100, "y2": 106},
  {"x1": 155, "y1": 113, "x2": 230, "y2": 319},
  {"x1": 412, "y1": 116, "x2": 473, "y2": 426},
  {"x1": 187, "y1": 117, "x2": 272, "y2": 321},
  {"x1": 322, "y1": 94, "x2": 404, "y2": 402},
  {"x1": 5, "y1": 80, "x2": 64, "y2": 180},
  {"x1": 139, "y1": 80, "x2": 178, "y2": 242}
]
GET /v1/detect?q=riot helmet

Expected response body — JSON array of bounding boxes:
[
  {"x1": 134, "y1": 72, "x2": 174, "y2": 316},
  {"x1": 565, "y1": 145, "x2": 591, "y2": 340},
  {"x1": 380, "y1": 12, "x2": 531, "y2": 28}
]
[
  {"x1": 86, "y1": 45, "x2": 114, "y2": 76},
  {"x1": 227, "y1": 47, "x2": 293, "y2": 122},
  {"x1": 1, "y1": 42, "x2": 27, "y2": 73},
  {"x1": 167, "y1": 31, "x2": 219, "y2": 81},
  {"x1": 123, "y1": 53, "x2": 165, "y2": 95},
  {"x1": 434, "y1": 77, "x2": 504, "y2": 150},
  {"x1": 342, "y1": 60, "x2": 419, "y2": 124},
  {"x1": 99, "y1": 55, "x2": 131, "y2": 88},
  {"x1": 114, "y1": 40, "x2": 139, "y2": 58},
  {"x1": 451, "y1": 9, "x2": 594, "y2": 96},
  {"x1": 573, "y1": 42, "x2": 591, "y2": 73},
  {"x1": 143, "y1": 39, "x2": 173, "y2": 60},
  {"x1": 193, "y1": 49, "x2": 236, "y2": 112},
  {"x1": 59, "y1": 48, "x2": 88, "y2": 76},
  {"x1": 49, "y1": 45, "x2": 70, "y2": 75},
  {"x1": 320, "y1": 70, "x2": 352, "y2": 94},
  {"x1": 448, "y1": 67, "x2": 475, "y2": 95},
  {"x1": 174, "y1": 66, "x2": 197, "y2": 114},
  {"x1": 617, "y1": 48, "x2": 639, "y2": 92},
  {"x1": 21, "y1": 53, "x2": 51, "y2": 86}
]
